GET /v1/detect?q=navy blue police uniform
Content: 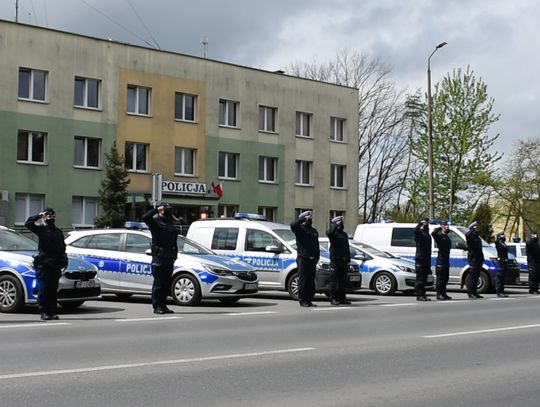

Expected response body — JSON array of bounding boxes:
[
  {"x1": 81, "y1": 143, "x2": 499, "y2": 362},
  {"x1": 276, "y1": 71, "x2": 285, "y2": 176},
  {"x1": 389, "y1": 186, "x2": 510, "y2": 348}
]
[
  {"x1": 494, "y1": 232, "x2": 509, "y2": 297},
  {"x1": 526, "y1": 233, "x2": 540, "y2": 294},
  {"x1": 431, "y1": 223, "x2": 452, "y2": 300},
  {"x1": 291, "y1": 211, "x2": 320, "y2": 307},
  {"x1": 143, "y1": 205, "x2": 178, "y2": 314},
  {"x1": 326, "y1": 216, "x2": 351, "y2": 305},
  {"x1": 465, "y1": 222, "x2": 484, "y2": 299},
  {"x1": 25, "y1": 208, "x2": 67, "y2": 320},
  {"x1": 414, "y1": 220, "x2": 432, "y2": 301}
]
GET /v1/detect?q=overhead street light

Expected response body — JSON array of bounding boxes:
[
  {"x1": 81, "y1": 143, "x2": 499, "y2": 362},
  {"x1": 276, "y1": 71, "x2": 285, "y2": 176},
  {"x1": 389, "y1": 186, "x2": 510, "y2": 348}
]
[{"x1": 427, "y1": 41, "x2": 447, "y2": 220}]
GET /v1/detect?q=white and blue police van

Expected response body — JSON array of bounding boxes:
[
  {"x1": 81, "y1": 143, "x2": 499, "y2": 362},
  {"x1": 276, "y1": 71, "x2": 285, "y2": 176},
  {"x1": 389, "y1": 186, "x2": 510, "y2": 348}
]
[
  {"x1": 353, "y1": 222, "x2": 521, "y2": 293},
  {"x1": 186, "y1": 213, "x2": 362, "y2": 299}
]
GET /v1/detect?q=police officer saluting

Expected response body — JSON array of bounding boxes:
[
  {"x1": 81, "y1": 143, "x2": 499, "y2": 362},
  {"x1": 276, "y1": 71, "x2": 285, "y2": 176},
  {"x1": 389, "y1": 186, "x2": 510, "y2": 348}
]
[
  {"x1": 414, "y1": 218, "x2": 432, "y2": 301},
  {"x1": 143, "y1": 202, "x2": 178, "y2": 314},
  {"x1": 494, "y1": 232, "x2": 509, "y2": 297},
  {"x1": 431, "y1": 221, "x2": 452, "y2": 300},
  {"x1": 326, "y1": 216, "x2": 351, "y2": 305},
  {"x1": 25, "y1": 208, "x2": 67, "y2": 320},
  {"x1": 465, "y1": 221, "x2": 484, "y2": 299},
  {"x1": 291, "y1": 211, "x2": 320, "y2": 307},
  {"x1": 526, "y1": 232, "x2": 540, "y2": 294}
]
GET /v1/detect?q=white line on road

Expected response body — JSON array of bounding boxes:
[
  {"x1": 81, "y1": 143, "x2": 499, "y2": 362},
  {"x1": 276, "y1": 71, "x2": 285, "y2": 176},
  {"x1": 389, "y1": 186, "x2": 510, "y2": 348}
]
[
  {"x1": 225, "y1": 311, "x2": 277, "y2": 316},
  {"x1": 0, "y1": 322, "x2": 70, "y2": 329},
  {"x1": 311, "y1": 306, "x2": 353, "y2": 311},
  {"x1": 380, "y1": 303, "x2": 418, "y2": 307},
  {"x1": 114, "y1": 316, "x2": 183, "y2": 322},
  {"x1": 0, "y1": 347, "x2": 316, "y2": 380},
  {"x1": 488, "y1": 297, "x2": 516, "y2": 301},
  {"x1": 423, "y1": 323, "x2": 540, "y2": 339}
]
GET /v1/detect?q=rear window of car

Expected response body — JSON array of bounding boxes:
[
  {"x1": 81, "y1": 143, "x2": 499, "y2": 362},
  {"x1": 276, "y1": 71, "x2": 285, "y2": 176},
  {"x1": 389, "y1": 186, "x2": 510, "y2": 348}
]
[
  {"x1": 507, "y1": 246, "x2": 517, "y2": 256},
  {"x1": 86, "y1": 234, "x2": 122, "y2": 251},
  {"x1": 69, "y1": 235, "x2": 92, "y2": 248},
  {"x1": 211, "y1": 228, "x2": 239, "y2": 250},
  {"x1": 391, "y1": 228, "x2": 415, "y2": 247}
]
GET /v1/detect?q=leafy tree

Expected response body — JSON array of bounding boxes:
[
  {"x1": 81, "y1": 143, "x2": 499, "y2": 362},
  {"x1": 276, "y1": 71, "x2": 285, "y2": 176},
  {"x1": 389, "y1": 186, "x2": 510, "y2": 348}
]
[
  {"x1": 408, "y1": 66, "x2": 501, "y2": 224},
  {"x1": 95, "y1": 143, "x2": 130, "y2": 227},
  {"x1": 470, "y1": 201, "x2": 494, "y2": 242}
]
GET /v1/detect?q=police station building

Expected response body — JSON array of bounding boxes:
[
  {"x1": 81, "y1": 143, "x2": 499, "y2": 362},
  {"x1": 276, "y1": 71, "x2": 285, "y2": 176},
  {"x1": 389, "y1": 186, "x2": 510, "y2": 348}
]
[{"x1": 0, "y1": 20, "x2": 359, "y2": 233}]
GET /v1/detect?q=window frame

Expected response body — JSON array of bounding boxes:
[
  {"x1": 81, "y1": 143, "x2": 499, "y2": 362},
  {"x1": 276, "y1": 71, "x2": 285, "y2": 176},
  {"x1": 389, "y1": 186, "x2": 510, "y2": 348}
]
[
  {"x1": 295, "y1": 160, "x2": 313, "y2": 186},
  {"x1": 258, "y1": 156, "x2": 277, "y2": 184},
  {"x1": 72, "y1": 196, "x2": 98, "y2": 227},
  {"x1": 174, "y1": 147, "x2": 197, "y2": 176},
  {"x1": 258, "y1": 105, "x2": 277, "y2": 133},
  {"x1": 14, "y1": 193, "x2": 44, "y2": 225},
  {"x1": 218, "y1": 99, "x2": 239, "y2": 128},
  {"x1": 330, "y1": 164, "x2": 346, "y2": 189},
  {"x1": 74, "y1": 136, "x2": 101, "y2": 169},
  {"x1": 330, "y1": 117, "x2": 346, "y2": 142},
  {"x1": 296, "y1": 111, "x2": 313, "y2": 138},
  {"x1": 175, "y1": 92, "x2": 197, "y2": 122},
  {"x1": 218, "y1": 151, "x2": 239, "y2": 180},
  {"x1": 125, "y1": 141, "x2": 149, "y2": 173},
  {"x1": 258, "y1": 206, "x2": 277, "y2": 222},
  {"x1": 126, "y1": 84, "x2": 151, "y2": 116},
  {"x1": 18, "y1": 67, "x2": 48, "y2": 102},
  {"x1": 74, "y1": 76, "x2": 101, "y2": 110},
  {"x1": 17, "y1": 130, "x2": 47, "y2": 165}
]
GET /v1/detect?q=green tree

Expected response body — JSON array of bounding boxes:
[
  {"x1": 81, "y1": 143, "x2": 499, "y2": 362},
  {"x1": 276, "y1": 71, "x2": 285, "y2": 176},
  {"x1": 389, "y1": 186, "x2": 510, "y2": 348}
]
[
  {"x1": 470, "y1": 201, "x2": 494, "y2": 242},
  {"x1": 95, "y1": 143, "x2": 130, "y2": 227},
  {"x1": 408, "y1": 66, "x2": 501, "y2": 224}
]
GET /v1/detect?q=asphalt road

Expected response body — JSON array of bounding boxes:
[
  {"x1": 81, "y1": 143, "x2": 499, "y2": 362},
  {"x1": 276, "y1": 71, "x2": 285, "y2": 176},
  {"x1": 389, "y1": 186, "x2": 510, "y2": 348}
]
[{"x1": 1, "y1": 287, "x2": 540, "y2": 407}]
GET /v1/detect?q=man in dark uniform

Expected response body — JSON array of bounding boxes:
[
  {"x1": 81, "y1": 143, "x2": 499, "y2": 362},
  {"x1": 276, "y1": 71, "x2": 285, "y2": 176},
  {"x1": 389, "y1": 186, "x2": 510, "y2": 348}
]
[
  {"x1": 526, "y1": 232, "x2": 540, "y2": 294},
  {"x1": 494, "y1": 232, "x2": 509, "y2": 297},
  {"x1": 291, "y1": 210, "x2": 320, "y2": 307},
  {"x1": 143, "y1": 202, "x2": 178, "y2": 314},
  {"x1": 465, "y1": 221, "x2": 484, "y2": 299},
  {"x1": 414, "y1": 219, "x2": 432, "y2": 301},
  {"x1": 326, "y1": 216, "x2": 351, "y2": 306},
  {"x1": 25, "y1": 208, "x2": 67, "y2": 320},
  {"x1": 431, "y1": 221, "x2": 452, "y2": 300}
]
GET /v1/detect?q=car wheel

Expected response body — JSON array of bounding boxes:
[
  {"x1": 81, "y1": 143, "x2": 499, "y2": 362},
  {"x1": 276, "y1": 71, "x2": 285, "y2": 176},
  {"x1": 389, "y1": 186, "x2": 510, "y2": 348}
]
[
  {"x1": 218, "y1": 297, "x2": 240, "y2": 304},
  {"x1": 115, "y1": 293, "x2": 133, "y2": 300},
  {"x1": 0, "y1": 274, "x2": 25, "y2": 313},
  {"x1": 477, "y1": 270, "x2": 492, "y2": 294},
  {"x1": 372, "y1": 272, "x2": 397, "y2": 295},
  {"x1": 286, "y1": 271, "x2": 299, "y2": 300},
  {"x1": 171, "y1": 273, "x2": 201, "y2": 306},
  {"x1": 59, "y1": 300, "x2": 85, "y2": 311}
]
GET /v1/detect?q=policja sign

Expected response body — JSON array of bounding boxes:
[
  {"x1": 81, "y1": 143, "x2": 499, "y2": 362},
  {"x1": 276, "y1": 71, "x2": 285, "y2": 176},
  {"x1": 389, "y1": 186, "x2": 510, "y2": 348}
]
[{"x1": 161, "y1": 180, "x2": 208, "y2": 196}]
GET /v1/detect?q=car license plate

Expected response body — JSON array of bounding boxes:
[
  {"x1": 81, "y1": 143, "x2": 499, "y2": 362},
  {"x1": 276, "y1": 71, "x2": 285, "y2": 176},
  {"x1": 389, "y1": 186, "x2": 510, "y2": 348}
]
[
  {"x1": 349, "y1": 275, "x2": 361, "y2": 282},
  {"x1": 75, "y1": 280, "x2": 95, "y2": 288},
  {"x1": 244, "y1": 283, "x2": 257, "y2": 290}
]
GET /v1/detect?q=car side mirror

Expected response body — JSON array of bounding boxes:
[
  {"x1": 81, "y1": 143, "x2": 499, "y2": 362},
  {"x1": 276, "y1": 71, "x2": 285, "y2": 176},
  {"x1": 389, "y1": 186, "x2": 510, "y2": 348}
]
[
  {"x1": 455, "y1": 242, "x2": 468, "y2": 250},
  {"x1": 265, "y1": 245, "x2": 282, "y2": 253},
  {"x1": 354, "y1": 254, "x2": 367, "y2": 261}
]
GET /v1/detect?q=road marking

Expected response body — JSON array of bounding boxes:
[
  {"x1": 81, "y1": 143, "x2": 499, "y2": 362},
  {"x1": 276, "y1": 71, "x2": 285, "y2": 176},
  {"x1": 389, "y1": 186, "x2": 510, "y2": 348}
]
[
  {"x1": 225, "y1": 311, "x2": 277, "y2": 316},
  {"x1": 115, "y1": 317, "x2": 183, "y2": 322},
  {"x1": 380, "y1": 303, "x2": 418, "y2": 307},
  {"x1": 488, "y1": 297, "x2": 515, "y2": 301},
  {"x1": 0, "y1": 347, "x2": 316, "y2": 380},
  {"x1": 0, "y1": 322, "x2": 70, "y2": 329},
  {"x1": 311, "y1": 306, "x2": 353, "y2": 311},
  {"x1": 423, "y1": 323, "x2": 540, "y2": 339}
]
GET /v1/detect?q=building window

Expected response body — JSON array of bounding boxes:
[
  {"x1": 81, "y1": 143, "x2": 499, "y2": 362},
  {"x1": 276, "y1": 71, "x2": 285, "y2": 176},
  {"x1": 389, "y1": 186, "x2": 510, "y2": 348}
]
[
  {"x1": 175, "y1": 92, "x2": 197, "y2": 122},
  {"x1": 17, "y1": 131, "x2": 46, "y2": 164},
  {"x1": 72, "y1": 196, "x2": 98, "y2": 226},
  {"x1": 175, "y1": 147, "x2": 196, "y2": 176},
  {"x1": 219, "y1": 99, "x2": 238, "y2": 127},
  {"x1": 258, "y1": 206, "x2": 277, "y2": 222},
  {"x1": 330, "y1": 117, "x2": 345, "y2": 142},
  {"x1": 296, "y1": 112, "x2": 312, "y2": 138},
  {"x1": 125, "y1": 142, "x2": 148, "y2": 172},
  {"x1": 18, "y1": 67, "x2": 47, "y2": 102},
  {"x1": 74, "y1": 137, "x2": 101, "y2": 168},
  {"x1": 74, "y1": 77, "x2": 101, "y2": 109},
  {"x1": 218, "y1": 205, "x2": 239, "y2": 218},
  {"x1": 259, "y1": 156, "x2": 277, "y2": 183},
  {"x1": 329, "y1": 210, "x2": 345, "y2": 225},
  {"x1": 294, "y1": 208, "x2": 313, "y2": 219},
  {"x1": 218, "y1": 152, "x2": 238, "y2": 179},
  {"x1": 127, "y1": 85, "x2": 150, "y2": 115},
  {"x1": 259, "y1": 105, "x2": 277, "y2": 132},
  {"x1": 295, "y1": 160, "x2": 312, "y2": 186},
  {"x1": 15, "y1": 194, "x2": 44, "y2": 224},
  {"x1": 331, "y1": 164, "x2": 346, "y2": 188}
]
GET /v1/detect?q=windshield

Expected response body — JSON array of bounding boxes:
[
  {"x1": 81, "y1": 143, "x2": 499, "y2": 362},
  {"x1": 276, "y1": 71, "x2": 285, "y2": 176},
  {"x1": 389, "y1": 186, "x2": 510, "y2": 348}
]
[
  {"x1": 273, "y1": 229, "x2": 297, "y2": 250},
  {"x1": 455, "y1": 226, "x2": 491, "y2": 247},
  {"x1": 350, "y1": 240, "x2": 393, "y2": 258},
  {"x1": 0, "y1": 229, "x2": 38, "y2": 251},
  {"x1": 178, "y1": 235, "x2": 213, "y2": 255}
]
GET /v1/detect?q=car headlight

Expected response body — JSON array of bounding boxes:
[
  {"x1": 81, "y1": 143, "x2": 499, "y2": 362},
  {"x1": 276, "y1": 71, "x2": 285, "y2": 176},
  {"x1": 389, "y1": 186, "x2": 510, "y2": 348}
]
[
  {"x1": 317, "y1": 260, "x2": 332, "y2": 270},
  {"x1": 396, "y1": 265, "x2": 415, "y2": 273},
  {"x1": 202, "y1": 264, "x2": 235, "y2": 276}
]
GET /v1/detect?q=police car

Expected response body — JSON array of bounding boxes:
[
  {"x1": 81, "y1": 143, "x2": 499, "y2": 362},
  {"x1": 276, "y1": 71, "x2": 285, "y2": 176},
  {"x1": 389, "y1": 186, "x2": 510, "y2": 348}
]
[
  {"x1": 319, "y1": 237, "x2": 432, "y2": 295},
  {"x1": 64, "y1": 226, "x2": 258, "y2": 305},
  {"x1": 186, "y1": 213, "x2": 362, "y2": 300},
  {"x1": 0, "y1": 225, "x2": 101, "y2": 313}
]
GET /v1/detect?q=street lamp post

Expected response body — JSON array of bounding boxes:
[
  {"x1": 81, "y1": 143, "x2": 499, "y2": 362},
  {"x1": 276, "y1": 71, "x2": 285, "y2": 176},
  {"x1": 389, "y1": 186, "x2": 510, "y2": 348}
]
[{"x1": 427, "y1": 41, "x2": 447, "y2": 220}]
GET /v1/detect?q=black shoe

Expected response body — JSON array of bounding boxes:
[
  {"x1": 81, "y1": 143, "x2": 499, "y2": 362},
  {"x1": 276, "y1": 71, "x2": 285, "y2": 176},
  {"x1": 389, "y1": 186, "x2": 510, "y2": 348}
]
[
  {"x1": 308, "y1": 302, "x2": 317, "y2": 307},
  {"x1": 330, "y1": 299, "x2": 340, "y2": 306},
  {"x1": 436, "y1": 294, "x2": 448, "y2": 301},
  {"x1": 497, "y1": 293, "x2": 509, "y2": 298},
  {"x1": 162, "y1": 307, "x2": 175, "y2": 314},
  {"x1": 299, "y1": 301, "x2": 311, "y2": 307},
  {"x1": 417, "y1": 296, "x2": 431, "y2": 302},
  {"x1": 51, "y1": 314, "x2": 60, "y2": 320},
  {"x1": 529, "y1": 290, "x2": 539, "y2": 294},
  {"x1": 153, "y1": 308, "x2": 167, "y2": 315},
  {"x1": 40, "y1": 313, "x2": 52, "y2": 321},
  {"x1": 475, "y1": 294, "x2": 484, "y2": 299},
  {"x1": 339, "y1": 299, "x2": 352, "y2": 305},
  {"x1": 443, "y1": 294, "x2": 452, "y2": 300}
]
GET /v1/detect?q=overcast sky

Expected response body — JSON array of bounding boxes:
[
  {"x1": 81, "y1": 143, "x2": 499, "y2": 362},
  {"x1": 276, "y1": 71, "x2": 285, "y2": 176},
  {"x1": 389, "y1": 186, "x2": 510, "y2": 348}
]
[{"x1": 2, "y1": 0, "x2": 539, "y2": 158}]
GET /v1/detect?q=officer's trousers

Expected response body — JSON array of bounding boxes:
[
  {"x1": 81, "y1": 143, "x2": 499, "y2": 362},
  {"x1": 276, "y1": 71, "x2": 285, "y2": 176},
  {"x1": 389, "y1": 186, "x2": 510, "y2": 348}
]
[
  {"x1": 151, "y1": 258, "x2": 174, "y2": 309},
  {"x1": 297, "y1": 257, "x2": 317, "y2": 303},
  {"x1": 329, "y1": 258, "x2": 348, "y2": 301},
  {"x1": 435, "y1": 264, "x2": 449, "y2": 295},
  {"x1": 35, "y1": 265, "x2": 61, "y2": 315},
  {"x1": 529, "y1": 266, "x2": 539, "y2": 293},
  {"x1": 466, "y1": 265, "x2": 481, "y2": 295},
  {"x1": 496, "y1": 262, "x2": 507, "y2": 294},
  {"x1": 415, "y1": 263, "x2": 431, "y2": 296}
]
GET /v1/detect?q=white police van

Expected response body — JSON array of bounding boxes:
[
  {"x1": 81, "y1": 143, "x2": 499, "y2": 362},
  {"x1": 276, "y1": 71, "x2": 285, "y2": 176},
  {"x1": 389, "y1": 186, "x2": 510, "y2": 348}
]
[
  {"x1": 187, "y1": 213, "x2": 362, "y2": 299},
  {"x1": 354, "y1": 223, "x2": 521, "y2": 293}
]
